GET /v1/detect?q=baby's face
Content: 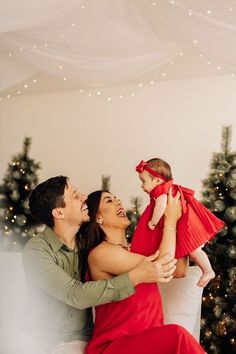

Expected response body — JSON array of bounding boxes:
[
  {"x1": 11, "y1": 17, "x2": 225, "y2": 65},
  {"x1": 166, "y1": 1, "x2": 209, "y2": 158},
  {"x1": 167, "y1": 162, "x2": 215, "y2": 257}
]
[{"x1": 139, "y1": 171, "x2": 161, "y2": 194}]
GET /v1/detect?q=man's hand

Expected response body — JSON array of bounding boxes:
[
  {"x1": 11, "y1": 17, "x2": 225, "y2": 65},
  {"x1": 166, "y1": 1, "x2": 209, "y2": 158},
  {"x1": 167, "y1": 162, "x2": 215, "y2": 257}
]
[{"x1": 129, "y1": 251, "x2": 177, "y2": 286}]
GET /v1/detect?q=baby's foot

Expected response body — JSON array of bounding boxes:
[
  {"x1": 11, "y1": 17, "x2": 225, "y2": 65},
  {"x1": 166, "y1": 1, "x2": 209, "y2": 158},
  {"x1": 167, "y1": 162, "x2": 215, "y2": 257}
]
[{"x1": 197, "y1": 270, "x2": 215, "y2": 287}]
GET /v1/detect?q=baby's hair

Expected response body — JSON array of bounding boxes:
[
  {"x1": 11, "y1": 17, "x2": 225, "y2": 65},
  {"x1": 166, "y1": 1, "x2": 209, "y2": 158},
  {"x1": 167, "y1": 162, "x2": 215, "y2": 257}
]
[{"x1": 146, "y1": 158, "x2": 172, "y2": 180}]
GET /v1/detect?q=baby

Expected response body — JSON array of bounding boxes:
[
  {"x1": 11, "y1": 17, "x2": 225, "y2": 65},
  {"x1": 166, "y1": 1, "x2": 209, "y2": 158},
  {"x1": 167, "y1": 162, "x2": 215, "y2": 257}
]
[{"x1": 134, "y1": 158, "x2": 224, "y2": 287}]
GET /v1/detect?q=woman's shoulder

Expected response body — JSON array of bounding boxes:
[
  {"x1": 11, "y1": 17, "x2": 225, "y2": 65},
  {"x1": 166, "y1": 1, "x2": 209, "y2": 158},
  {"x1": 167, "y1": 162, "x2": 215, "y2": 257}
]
[{"x1": 88, "y1": 241, "x2": 116, "y2": 262}]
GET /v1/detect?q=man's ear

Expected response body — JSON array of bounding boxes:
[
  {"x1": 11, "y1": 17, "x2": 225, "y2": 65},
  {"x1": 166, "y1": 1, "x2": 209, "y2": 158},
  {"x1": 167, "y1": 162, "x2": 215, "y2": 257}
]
[{"x1": 52, "y1": 208, "x2": 64, "y2": 220}]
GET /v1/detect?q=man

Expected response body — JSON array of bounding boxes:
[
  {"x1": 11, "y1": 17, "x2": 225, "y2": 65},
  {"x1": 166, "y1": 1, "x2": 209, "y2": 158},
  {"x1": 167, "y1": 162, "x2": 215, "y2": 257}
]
[{"x1": 23, "y1": 175, "x2": 179, "y2": 354}]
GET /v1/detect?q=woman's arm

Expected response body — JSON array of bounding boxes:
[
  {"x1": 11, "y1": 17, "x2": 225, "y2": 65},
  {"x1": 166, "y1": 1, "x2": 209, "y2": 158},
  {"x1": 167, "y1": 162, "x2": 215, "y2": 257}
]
[
  {"x1": 88, "y1": 243, "x2": 144, "y2": 280},
  {"x1": 148, "y1": 194, "x2": 167, "y2": 230},
  {"x1": 158, "y1": 190, "x2": 188, "y2": 277}
]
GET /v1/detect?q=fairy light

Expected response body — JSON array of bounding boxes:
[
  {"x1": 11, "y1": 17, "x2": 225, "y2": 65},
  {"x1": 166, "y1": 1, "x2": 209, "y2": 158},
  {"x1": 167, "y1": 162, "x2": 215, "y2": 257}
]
[
  {"x1": 63, "y1": 77, "x2": 67, "y2": 81},
  {"x1": 96, "y1": 91, "x2": 101, "y2": 95},
  {"x1": 107, "y1": 97, "x2": 112, "y2": 101},
  {"x1": 24, "y1": 84, "x2": 28, "y2": 88},
  {"x1": 80, "y1": 89, "x2": 84, "y2": 93}
]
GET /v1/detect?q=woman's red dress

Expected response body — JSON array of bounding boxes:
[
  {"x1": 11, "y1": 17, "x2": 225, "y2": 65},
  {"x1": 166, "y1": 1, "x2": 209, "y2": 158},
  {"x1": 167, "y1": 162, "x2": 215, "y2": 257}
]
[
  {"x1": 85, "y1": 183, "x2": 207, "y2": 353},
  {"x1": 86, "y1": 280, "x2": 205, "y2": 354},
  {"x1": 131, "y1": 179, "x2": 224, "y2": 258}
]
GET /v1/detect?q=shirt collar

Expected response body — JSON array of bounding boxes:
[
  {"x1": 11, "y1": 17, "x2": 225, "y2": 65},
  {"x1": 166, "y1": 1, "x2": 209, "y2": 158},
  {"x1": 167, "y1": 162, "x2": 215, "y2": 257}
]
[
  {"x1": 44, "y1": 226, "x2": 64, "y2": 252},
  {"x1": 44, "y1": 227, "x2": 79, "y2": 253},
  {"x1": 44, "y1": 226, "x2": 78, "y2": 253}
]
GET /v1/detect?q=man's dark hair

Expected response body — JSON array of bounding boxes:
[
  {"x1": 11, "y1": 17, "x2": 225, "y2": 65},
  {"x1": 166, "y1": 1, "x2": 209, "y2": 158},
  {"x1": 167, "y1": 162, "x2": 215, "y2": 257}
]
[{"x1": 29, "y1": 175, "x2": 68, "y2": 227}]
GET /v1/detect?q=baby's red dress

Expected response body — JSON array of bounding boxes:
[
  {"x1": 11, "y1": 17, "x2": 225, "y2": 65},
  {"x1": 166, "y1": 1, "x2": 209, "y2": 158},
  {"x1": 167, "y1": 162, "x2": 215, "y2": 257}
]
[{"x1": 131, "y1": 179, "x2": 224, "y2": 258}]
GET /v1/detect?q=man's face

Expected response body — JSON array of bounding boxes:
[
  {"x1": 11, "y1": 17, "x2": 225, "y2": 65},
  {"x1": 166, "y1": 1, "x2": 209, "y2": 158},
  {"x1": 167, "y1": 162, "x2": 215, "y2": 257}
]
[{"x1": 61, "y1": 181, "x2": 90, "y2": 226}]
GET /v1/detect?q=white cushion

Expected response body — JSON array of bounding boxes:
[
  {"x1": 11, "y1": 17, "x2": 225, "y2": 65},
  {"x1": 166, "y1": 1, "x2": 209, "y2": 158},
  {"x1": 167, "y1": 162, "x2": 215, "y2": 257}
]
[{"x1": 159, "y1": 266, "x2": 203, "y2": 341}]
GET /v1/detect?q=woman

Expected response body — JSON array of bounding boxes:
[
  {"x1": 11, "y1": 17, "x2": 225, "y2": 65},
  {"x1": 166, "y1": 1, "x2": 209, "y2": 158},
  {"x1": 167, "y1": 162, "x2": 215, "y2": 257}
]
[{"x1": 78, "y1": 190, "x2": 205, "y2": 354}]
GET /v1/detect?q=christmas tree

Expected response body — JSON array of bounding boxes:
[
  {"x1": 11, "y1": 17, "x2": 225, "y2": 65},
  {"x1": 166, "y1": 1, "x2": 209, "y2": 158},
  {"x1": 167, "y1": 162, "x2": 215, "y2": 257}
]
[
  {"x1": 126, "y1": 196, "x2": 142, "y2": 243},
  {"x1": 0, "y1": 137, "x2": 41, "y2": 250},
  {"x1": 101, "y1": 175, "x2": 111, "y2": 191},
  {"x1": 200, "y1": 126, "x2": 236, "y2": 353}
]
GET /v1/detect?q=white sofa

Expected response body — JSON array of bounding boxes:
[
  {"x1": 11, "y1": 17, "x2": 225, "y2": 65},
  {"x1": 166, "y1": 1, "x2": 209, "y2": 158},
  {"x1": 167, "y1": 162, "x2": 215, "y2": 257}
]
[{"x1": 0, "y1": 252, "x2": 203, "y2": 354}]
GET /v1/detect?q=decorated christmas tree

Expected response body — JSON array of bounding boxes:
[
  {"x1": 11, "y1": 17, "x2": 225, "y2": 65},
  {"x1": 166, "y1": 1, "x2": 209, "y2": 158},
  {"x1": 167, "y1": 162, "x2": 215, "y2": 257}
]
[
  {"x1": 0, "y1": 137, "x2": 41, "y2": 250},
  {"x1": 200, "y1": 126, "x2": 236, "y2": 353}
]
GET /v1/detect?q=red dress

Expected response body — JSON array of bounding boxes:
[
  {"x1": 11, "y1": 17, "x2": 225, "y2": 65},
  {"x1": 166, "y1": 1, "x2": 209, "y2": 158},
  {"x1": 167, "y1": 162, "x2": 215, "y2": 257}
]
[
  {"x1": 86, "y1": 248, "x2": 205, "y2": 353},
  {"x1": 131, "y1": 179, "x2": 224, "y2": 258}
]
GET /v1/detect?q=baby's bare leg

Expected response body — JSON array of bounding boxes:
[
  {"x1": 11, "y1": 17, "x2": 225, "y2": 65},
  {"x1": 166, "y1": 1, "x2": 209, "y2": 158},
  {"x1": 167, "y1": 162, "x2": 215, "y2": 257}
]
[{"x1": 190, "y1": 247, "x2": 215, "y2": 287}]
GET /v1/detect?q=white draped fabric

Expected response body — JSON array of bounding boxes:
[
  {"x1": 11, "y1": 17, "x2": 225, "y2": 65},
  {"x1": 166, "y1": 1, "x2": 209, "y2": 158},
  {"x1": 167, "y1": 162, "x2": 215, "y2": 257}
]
[{"x1": 0, "y1": 0, "x2": 236, "y2": 96}]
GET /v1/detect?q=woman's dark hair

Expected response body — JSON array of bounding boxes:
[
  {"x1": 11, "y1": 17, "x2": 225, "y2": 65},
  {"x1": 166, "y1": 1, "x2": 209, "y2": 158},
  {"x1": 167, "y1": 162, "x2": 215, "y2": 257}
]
[
  {"x1": 77, "y1": 190, "x2": 107, "y2": 282},
  {"x1": 29, "y1": 175, "x2": 68, "y2": 227}
]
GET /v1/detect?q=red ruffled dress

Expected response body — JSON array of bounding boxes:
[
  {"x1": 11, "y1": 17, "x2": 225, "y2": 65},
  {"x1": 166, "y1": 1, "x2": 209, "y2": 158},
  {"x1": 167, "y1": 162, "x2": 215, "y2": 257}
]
[{"x1": 131, "y1": 179, "x2": 224, "y2": 258}]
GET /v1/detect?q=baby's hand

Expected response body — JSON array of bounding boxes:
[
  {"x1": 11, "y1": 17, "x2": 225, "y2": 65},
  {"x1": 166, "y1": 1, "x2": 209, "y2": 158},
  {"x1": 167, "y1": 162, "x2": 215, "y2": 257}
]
[{"x1": 148, "y1": 220, "x2": 156, "y2": 230}]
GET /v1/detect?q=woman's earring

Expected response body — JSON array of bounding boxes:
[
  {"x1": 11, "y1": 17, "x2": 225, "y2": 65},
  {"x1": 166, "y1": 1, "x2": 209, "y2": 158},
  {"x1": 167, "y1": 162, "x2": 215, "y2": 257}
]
[{"x1": 97, "y1": 219, "x2": 103, "y2": 225}]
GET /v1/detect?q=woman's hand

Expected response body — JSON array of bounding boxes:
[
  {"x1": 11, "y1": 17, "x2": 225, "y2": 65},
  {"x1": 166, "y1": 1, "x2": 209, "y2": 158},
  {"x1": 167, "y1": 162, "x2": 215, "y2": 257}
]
[{"x1": 164, "y1": 188, "x2": 182, "y2": 225}]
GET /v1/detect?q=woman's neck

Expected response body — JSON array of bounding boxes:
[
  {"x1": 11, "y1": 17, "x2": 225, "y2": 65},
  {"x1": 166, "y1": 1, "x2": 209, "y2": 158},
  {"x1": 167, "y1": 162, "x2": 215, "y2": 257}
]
[{"x1": 103, "y1": 227, "x2": 126, "y2": 244}]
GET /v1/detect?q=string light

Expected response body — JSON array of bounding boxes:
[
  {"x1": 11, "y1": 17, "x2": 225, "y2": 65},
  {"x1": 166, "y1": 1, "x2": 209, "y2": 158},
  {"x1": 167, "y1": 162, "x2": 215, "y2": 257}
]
[{"x1": 1, "y1": 1, "x2": 236, "y2": 103}]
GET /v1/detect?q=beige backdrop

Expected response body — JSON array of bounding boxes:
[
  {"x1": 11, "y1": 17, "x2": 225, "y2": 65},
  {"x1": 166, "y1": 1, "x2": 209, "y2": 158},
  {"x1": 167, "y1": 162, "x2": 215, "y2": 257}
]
[{"x1": 0, "y1": 74, "x2": 235, "y2": 210}]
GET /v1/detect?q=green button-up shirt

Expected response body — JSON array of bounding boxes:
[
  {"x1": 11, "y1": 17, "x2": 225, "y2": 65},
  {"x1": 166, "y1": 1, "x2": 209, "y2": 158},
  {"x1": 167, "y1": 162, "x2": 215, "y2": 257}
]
[{"x1": 22, "y1": 227, "x2": 134, "y2": 350}]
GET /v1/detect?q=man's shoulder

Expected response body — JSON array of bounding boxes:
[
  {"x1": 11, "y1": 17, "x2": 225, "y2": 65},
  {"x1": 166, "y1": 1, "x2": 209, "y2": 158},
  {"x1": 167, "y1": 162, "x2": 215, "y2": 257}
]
[{"x1": 23, "y1": 227, "x2": 52, "y2": 255}]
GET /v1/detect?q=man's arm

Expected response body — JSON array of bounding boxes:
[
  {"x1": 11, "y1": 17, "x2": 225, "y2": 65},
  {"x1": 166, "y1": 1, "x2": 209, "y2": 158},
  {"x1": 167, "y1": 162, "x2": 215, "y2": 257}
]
[{"x1": 22, "y1": 242, "x2": 134, "y2": 310}]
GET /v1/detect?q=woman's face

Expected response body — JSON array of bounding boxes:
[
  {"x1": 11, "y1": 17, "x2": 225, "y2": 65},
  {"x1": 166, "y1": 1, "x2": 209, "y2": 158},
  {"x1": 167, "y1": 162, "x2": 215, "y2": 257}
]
[{"x1": 97, "y1": 192, "x2": 130, "y2": 230}]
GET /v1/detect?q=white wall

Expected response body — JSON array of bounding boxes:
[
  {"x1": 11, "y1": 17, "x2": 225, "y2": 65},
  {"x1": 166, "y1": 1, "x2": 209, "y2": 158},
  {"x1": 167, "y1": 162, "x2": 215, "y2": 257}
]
[{"x1": 0, "y1": 75, "x2": 235, "y2": 210}]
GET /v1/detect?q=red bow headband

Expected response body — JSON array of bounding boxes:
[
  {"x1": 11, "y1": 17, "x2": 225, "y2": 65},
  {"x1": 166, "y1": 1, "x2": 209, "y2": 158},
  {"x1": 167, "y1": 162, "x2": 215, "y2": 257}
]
[{"x1": 135, "y1": 160, "x2": 168, "y2": 181}]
